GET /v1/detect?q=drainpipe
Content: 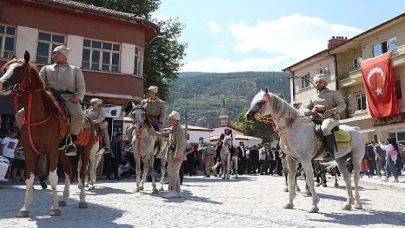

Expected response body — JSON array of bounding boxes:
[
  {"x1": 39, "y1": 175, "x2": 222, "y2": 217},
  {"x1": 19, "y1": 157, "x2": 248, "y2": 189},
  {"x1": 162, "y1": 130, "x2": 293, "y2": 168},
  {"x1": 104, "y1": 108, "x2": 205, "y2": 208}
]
[{"x1": 288, "y1": 67, "x2": 295, "y2": 102}]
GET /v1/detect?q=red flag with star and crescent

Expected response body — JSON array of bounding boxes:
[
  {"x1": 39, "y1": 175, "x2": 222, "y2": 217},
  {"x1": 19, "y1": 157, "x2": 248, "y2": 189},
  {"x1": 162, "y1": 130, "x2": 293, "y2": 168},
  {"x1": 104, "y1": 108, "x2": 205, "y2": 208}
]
[{"x1": 360, "y1": 52, "x2": 398, "y2": 118}]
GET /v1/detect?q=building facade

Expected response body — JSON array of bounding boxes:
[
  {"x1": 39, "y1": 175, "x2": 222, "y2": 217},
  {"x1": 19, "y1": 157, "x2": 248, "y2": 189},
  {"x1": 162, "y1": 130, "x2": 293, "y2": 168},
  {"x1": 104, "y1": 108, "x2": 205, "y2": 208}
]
[
  {"x1": 282, "y1": 36, "x2": 347, "y2": 111},
  {"x1": 330, "y1": 13, "x2": 405, "y2": 142},
  {"x1": 0, "y1": 0, "x2": 158, "y2": 137}
]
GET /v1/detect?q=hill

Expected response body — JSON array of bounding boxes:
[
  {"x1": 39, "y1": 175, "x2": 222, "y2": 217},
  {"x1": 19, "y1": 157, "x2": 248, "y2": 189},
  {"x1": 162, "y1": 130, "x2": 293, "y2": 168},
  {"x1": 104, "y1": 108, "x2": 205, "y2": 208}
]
[{"x1": 166, "y1": 71, "x2": 290, "y2": 127}]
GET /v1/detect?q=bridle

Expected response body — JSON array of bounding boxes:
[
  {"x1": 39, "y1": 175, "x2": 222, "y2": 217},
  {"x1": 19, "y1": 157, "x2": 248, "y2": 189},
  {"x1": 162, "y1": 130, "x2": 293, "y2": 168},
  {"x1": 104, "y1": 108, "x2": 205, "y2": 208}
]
[{"x1": 9, "y1": 63, "x2": 54, "y2": 155}]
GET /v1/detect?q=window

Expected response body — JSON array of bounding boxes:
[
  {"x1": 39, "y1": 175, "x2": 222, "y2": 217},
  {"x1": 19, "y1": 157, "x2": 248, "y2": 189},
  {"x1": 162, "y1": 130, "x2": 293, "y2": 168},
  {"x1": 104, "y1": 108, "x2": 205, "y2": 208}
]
[
  {"x1": 372, "y1": 37, "x2": 397, "y2": 57},
  {"x1": 355, "y1": 93, "x2": 367, "y2": 111},
  {"x1": 36, "y1": 32, "x2": 66, "y2": 64},
  {"x1": 0, "y1": 24, "x2": 16, "y2": 59},
  {"x1": 301, "y1": 73, "x2": 311, "y2": 89},
  {"x1": 319, "y1": 66, "x2": 330, "y2": 76},
  {"x1": 397, "y1": 132, "x2": 405, "y2": 141},
  {"x1": 134, "y1": 47, "x2": 143, "y2": 76},
  {"x1": 352, "y1": 57, "x2": 362, "y2": 71},
  {"x1": 82, "y1": 39, "x2": 120, "y2": 72},
  {"x1": 394, "y1": 80, "x2": 402, "y2": 99}
]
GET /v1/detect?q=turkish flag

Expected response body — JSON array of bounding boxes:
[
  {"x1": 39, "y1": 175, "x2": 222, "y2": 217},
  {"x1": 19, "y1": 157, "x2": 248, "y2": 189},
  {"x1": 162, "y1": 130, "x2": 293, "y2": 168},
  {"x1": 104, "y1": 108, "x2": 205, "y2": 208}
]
[{"x1": 360, "y1": 52, "x2": 398, "y2": 118}]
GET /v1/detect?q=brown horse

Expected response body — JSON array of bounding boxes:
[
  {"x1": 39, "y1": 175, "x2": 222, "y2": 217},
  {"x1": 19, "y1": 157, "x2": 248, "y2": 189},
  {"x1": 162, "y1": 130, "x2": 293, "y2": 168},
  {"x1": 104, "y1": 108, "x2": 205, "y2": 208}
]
[{"x1": 0, "y1": 51, "x2": 96, "y2": 217}]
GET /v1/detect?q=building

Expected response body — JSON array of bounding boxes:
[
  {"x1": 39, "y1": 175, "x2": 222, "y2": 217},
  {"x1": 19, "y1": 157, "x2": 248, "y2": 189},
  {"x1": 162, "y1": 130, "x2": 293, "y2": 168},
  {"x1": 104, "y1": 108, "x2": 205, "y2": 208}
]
[
  {"x1": 0, "y1": 0, "x2": 159, "y2": 137},
  {"x1": 329, "y1": 13, "x2": 405, "y2": 142},
  {"x1": 282, "y1": 36, "x2": 348, "y2": 111},
  {"x1": 163, "y1": 125, "x2": 213, "y2": 144}
]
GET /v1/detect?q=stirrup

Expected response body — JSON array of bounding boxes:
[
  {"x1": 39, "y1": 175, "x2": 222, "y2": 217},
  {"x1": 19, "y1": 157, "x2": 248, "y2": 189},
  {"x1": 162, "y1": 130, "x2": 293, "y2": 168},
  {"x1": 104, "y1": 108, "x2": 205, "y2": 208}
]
[{"x1": 64, "y1": 143, "x2": 77, "y2": 156}]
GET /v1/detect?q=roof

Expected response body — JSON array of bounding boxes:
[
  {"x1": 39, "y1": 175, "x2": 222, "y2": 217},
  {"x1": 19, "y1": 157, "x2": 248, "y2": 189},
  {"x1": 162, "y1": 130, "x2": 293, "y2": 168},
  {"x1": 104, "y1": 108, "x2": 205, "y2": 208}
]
[
  {"x1": 330, "y1": 13, "x2": 405, "y2": 53},
  {"x1": 209, "y1": 124, "x2": 250, "y2": 136},
  {"x1": 281, "y1": 49, "x2": 328, "y2": 73},
  {"x1": 164, "y1": 125, "x2": 214, "y2": 132},
  {"x1": 19, "y1": 0, "x2": 159, "y2": 40},
  {"x1": 210, "y1": 134, "x2": 262, "y2": 142}
]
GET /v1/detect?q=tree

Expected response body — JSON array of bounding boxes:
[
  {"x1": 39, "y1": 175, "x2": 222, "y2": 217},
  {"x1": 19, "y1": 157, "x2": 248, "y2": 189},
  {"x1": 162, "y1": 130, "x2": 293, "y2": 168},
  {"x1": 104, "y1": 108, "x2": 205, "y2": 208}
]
[{"x1": 73, "y1": 0, "x2": 187, "y2": 100}]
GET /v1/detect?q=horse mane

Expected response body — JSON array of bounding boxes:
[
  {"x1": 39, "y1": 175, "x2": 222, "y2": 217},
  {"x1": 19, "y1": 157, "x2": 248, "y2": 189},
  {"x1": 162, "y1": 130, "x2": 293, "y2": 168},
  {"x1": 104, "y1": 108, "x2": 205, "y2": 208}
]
[{"x1": 269, "y1": 92, "x2": 301, "y2": 126}]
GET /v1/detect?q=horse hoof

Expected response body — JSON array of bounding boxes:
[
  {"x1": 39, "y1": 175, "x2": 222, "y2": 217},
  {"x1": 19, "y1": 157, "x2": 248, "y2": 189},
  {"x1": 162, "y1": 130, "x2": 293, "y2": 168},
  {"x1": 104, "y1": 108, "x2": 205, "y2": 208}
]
[
  {"x1": 341, "y1": 203, "x2": 352, "y2": 210},
  {"x1": 222, "y1": 177, "x2": 225, "y2": 180},
  {"x1": 133, "y1": 188, "x2": 140, "y2": 193},
  {"x1": 322, "y1": 184, "x2": 327, "y2": 187},
  {"x1": 152, "y1": 189, "x2": 159, "y2": 194},
  {"x1": 305, "y1": 192, "x2": 312, "y2": 197},
  {"x1": 354, "y1": 203, "x2": 362, "y2": 210},
  {"x1": 283, "y1": 187, "x2": 288, "y2": 192},
  {"x1": 58, "y1": 201, "x2": 66, "y2": 207},
  {"x1": 40, "y1": 182, "x2": 47, "y2": 189},
  {"x1": 139, "y1": 186, "x2": 144, "y2": 191},
  {"x1": 315, "y1": 183, "x2": 320, "y2": 187},
  {"x1": 283, "y1": 203, "x2": 294, "y2": 209},
  {"x1": 79, "y1": 202, "x2": 88, "y2": 209},
  {"x1": 334, "y1": 183, "x2": 339, "y2": 187},
  {"x1": 307, "y1": 206, "x2": 319, "y2": 213},
  {"x1": 17, "y1": 210, "x2": 29, "y2": 218},
  {"x1": 85, "y1": 183, "x2": 89, "y2": 187},
  {"x1": 296, "y1": 188, "x2": 301, "y2": 192},
  {"x1": 159, "y1": 187, "x2": 164, "y2": 191},
  {"x1": 235, "y1": 176, "x2": 238, "y2": 179},
  {"x1": 88, "y1": 186, "x2": 95, "y2": 191},
  {"x1": 50, "y1": 209, "x2": 61, "y2": 216}
]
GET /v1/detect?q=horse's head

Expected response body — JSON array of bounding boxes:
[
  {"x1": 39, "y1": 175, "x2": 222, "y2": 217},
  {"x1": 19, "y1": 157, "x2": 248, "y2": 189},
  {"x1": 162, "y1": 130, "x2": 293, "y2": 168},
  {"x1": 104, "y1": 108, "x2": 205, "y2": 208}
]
[
  {"x1": 0, "y1": 51, "x2": 42, "y2": 95},
  {"x1": 245, "y1": 88, "x2": 272, "y2": 121},
  {"x1": 131, "y1": 105, "x2": 147, "y2": 126}
]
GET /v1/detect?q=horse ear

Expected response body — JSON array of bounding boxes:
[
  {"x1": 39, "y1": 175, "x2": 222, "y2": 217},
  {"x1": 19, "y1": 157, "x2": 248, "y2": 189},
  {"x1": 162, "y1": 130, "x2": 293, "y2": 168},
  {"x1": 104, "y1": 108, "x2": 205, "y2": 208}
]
[
  {"x1": 265, "y1": 87, "x2": 269, "y2": 93},
  {"x1": 24, "y1": 50, "x2": 30, "y2": 63}
]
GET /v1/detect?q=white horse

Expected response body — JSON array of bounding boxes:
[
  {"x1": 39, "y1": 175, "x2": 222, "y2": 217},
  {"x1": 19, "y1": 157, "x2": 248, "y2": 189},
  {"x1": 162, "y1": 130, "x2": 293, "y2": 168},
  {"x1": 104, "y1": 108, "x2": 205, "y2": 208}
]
[
  {"x1": 220, "y1": 135, "x2": 233, "y2": 180},
  {"x1": 84, "y1": 139, "x2": 103, "y2": 191},
  {"x1": 157, "y1": 141, "x2": 168, "y2": 191},
  {"x1": 130, "y1": 106, "x2": 160, "y2": 194},
  {"x1": 245, "y1": 89, "x2": 365, "y2": 213}
]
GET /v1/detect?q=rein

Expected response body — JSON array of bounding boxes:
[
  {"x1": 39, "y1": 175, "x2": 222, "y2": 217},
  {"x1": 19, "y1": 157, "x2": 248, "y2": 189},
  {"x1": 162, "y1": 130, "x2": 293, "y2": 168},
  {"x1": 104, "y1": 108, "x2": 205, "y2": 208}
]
[
  {"x1": 255, "y1": 94, "x2": 301, "y2": 163},
  {"x1": 13, "y1": 65, "x2": 54, "y2": 155},
  {"x1": 134, "y1": 121, "x2": 149, "y2": 158}
]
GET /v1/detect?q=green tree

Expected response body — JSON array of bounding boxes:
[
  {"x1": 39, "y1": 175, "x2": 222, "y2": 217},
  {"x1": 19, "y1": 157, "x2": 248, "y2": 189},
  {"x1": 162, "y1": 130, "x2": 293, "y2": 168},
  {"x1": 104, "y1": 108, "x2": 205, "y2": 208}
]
[{"x1": 73, "y1": 0, "x2": 187, "y2": 100}]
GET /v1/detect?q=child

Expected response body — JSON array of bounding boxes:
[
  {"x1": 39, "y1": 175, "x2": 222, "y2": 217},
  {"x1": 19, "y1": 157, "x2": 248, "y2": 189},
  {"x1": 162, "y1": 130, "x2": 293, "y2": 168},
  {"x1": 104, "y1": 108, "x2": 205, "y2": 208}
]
[{"x1": 0, "y1": 129, "x2": 19, "y2": 180}]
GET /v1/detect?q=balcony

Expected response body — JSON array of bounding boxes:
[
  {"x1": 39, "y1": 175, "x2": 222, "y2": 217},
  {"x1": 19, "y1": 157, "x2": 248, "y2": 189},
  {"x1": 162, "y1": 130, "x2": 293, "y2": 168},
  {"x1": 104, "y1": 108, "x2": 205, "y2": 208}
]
[
  {"x1": 339, "y1": 64, "x2": 363, "y2": 88},
  {"x1": 392, "y1": 44, "x2": 405, "y2": 67}
]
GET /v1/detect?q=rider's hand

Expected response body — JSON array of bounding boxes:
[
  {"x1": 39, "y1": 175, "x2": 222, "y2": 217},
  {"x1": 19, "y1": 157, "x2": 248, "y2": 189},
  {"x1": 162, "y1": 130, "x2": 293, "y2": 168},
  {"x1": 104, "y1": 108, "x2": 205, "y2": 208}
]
[
  {"x1": 324, "y1": 109, "x2": 335, "y2": 116},
  {"x1": 173, "y1": 158, "x2": 181, "y2": 163},
  {"x1": 70, "y1": 97, "x2": 80, "y2": 104},
  {"x1": 304, "y1": 111, "x2": 313, "y2": 116}
]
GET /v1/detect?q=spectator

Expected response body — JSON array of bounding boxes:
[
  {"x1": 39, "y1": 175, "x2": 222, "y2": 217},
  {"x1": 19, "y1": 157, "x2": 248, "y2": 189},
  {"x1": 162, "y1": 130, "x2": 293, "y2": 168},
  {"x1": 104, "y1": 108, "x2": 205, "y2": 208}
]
[{"x1": 0, "y1": 129, "x2": 19, "y2": 180}]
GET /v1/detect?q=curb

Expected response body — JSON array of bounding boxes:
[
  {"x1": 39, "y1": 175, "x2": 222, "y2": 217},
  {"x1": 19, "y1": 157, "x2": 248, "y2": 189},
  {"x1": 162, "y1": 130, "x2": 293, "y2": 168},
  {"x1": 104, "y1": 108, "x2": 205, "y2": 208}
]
[{"x1": 359, "y1": 178, "x2": 405, "y2": 193}]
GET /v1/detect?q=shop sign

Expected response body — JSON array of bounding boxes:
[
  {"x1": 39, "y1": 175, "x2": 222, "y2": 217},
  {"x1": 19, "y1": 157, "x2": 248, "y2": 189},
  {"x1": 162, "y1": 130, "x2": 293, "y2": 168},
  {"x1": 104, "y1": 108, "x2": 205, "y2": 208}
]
[{"x1": 374, "y1": 113, "x2": 405, "y2": 126}]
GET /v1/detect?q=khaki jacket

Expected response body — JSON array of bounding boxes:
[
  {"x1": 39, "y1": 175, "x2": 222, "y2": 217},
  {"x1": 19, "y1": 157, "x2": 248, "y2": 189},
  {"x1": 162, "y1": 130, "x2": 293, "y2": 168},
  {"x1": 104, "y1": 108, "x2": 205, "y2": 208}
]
[
  {"x1": 140, "y1": 97, "x2": 166, "y2": 123},
  {"x1": 304, "y1": 88, "x2": 346, "y2": 120},
  {"x1": 86, "y1": 107, "x2": 107, "y2": 129},
  {"x1": 203, "y1": 145, "x2": 215, "y2": 157},
  {"x1": 150, "y1": 123, "x2": 185, "y2": 160},
  {"x1": 39, "y1": 63, "x2": 86, "y2": 101}
]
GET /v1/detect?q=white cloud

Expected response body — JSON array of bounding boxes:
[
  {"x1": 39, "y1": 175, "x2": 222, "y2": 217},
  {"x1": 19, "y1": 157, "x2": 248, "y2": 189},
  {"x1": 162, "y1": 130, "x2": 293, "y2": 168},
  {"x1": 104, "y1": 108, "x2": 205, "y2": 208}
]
[
  {"x1": 206, "y1": 21, "x2": 222, "y2": 33},
  {"x1": 183, "y1": 14, "x2": 364, "y2": 72}
]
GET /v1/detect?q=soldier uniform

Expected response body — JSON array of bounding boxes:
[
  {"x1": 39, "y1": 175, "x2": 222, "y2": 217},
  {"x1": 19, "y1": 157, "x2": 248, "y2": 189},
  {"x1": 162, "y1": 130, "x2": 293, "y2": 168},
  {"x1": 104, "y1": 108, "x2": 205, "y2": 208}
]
[
  {"x1": 304, "y1": 74, "x2": 346, "y2": 159},
  {"x1": 127, "y1": 86, "x2": 166, "y2": 148},
  {"x1": 86, "y1": 98, "x2": 110, "y2": 151},
  {"x1": 202, "y1": 142, "x2": 216, "y2": 177},
  {"x1": 149, "y1": 111, "x2": 185, "y2": 198},
  {"x1": 16, "y1": 45, "x2": 85, "y2": 155}
]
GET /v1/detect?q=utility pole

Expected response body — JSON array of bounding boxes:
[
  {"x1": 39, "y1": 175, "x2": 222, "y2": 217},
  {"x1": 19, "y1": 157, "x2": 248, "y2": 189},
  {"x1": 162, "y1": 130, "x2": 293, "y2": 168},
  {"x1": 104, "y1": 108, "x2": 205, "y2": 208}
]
[{"x1": 184, "y1": 110, "x2": 188, "y2": 139}]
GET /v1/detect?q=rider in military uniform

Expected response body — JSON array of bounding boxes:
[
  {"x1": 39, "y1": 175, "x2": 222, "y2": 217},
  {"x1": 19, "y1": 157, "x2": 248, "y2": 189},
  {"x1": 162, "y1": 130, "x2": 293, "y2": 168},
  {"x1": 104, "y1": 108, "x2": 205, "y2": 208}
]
[
  {"x1": 16, "y1": 45, "x2": 85, "y2": 156},
  {"x1": 86, "y1": 98, "x2": 110, "y2": 152},
  {"x1": 303, "y1": 74, "x2": 346, "y2": 159},
  {"x1": 127, "y1": 86, "x2": 166, "y2": 150}
]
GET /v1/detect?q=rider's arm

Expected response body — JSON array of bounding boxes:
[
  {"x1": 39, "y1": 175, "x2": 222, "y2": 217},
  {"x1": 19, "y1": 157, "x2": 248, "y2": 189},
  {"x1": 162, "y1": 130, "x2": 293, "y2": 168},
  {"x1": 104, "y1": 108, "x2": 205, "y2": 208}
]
[
  {"x1": 332, "y1": 91, "x2": 346, "y2": 113},
  {"x1": 93, "y1": 109, "x2": 106, "y2": 124},
  {"x1": 73, "y1": 67, "x2": 85, "y2": 101},
  {"x1": 148, "y1": 128, "x2": 169, "y2": 138},
  {"x1": 39, "y1": 66, "x2": 46, "y2": 83},
  {"x1": 303, "y1": 98, "x2": 314, "y2": 114}
]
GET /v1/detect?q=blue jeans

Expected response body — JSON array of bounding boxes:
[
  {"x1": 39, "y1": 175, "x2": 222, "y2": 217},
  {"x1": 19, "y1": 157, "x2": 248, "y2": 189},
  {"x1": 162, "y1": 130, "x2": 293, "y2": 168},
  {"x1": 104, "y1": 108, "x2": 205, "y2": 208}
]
[
  {"x1": 385, "y1": 156, "x2": 398, "y2": 179},
  {"x1": 5, "y1": 156, "x2": 14, "y2": 166}
]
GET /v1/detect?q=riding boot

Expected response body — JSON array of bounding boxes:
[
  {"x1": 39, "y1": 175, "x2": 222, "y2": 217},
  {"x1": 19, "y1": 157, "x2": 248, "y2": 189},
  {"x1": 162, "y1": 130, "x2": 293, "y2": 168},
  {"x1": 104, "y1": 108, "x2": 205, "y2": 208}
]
[
  {"x1": 64, "y1": 135, "x2": 78, "y2": 156},
  {"x1": 324, "y1": 134, "x2": 335, "y2": 160}
]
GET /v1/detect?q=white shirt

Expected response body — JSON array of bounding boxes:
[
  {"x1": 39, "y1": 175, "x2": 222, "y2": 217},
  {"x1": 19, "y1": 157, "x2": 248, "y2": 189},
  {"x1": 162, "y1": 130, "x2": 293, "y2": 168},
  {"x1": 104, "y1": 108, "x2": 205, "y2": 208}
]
[{"x1": 1, "y1": 137, "x2": 19, "y2": 158}]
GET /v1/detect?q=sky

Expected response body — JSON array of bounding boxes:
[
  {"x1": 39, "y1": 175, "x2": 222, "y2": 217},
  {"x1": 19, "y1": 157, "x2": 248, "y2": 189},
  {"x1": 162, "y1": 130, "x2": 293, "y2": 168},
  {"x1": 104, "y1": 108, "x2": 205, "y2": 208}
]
[{"x1": 152, "y1": 0, "x2": 405, "y2": 73}]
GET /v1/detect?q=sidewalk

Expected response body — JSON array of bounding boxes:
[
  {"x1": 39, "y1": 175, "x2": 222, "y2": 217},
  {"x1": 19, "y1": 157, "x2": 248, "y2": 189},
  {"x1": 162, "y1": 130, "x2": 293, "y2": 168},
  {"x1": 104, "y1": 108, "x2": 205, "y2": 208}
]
[{"x1": 357, "y1": 174, "x2": 405, "y2": 192}]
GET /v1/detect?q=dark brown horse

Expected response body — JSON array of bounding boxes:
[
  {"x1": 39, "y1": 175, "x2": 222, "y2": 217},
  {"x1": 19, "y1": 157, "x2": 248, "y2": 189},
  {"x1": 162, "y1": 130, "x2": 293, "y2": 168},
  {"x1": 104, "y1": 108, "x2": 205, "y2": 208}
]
[{"x1": 0, "y1": 51, "x2": 96, "y2": 217}]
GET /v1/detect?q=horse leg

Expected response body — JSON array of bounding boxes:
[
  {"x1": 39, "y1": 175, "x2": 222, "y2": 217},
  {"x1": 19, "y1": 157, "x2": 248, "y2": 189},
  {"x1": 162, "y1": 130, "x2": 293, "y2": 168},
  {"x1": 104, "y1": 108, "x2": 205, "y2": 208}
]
[
  {"x1": 302, "y1": 171, "x2": 311, "y2": 196},
  {"x1": 283, "y1": 157, "x2": 297, "y2": 209},
  {"x1": 283, "y1": 168, "x2": 289, "y2": 192},
  {"x1": 334, "y1": 169, "x2": 339, "y2": 187},
  {"x1": 322, "y1": 166, "x2": 327, "y2": 187},
  {"x1": 140, "y1": 157, "x2": 147, "y2": 191},
  {"x1": 133, "y1": 155, "x2": 141, "y2": 193},
  {"x1": 301, "y1": 160, "x2": 320, "y2": 213},
  {"x1": 226, "y1": 155, "x2": 231, "y2": 179},
  {"x1": 150, "y1": 156, "x2": 159, "y2": 194},
  {"x1": 78, "y1": 147, "x2": 90, "y2": 209},
  {"x1": 17, "y1": 150, "x2": 36, "y2": 218},
  {"x1": 47, "y1": 150, "x2": 62, "y2": 216},
  {"x1": 58, "y1": 152, "x2": 72, "y2": 207},
  {"x1": 335, "y1": 158, "x2": 354, "y2": 210},
  {"x1": 159, "y1": 156, "x2": 166, "y2": 191},
  {"x1": 234, "y1": 157, "x2": 239, "y2": 179}
]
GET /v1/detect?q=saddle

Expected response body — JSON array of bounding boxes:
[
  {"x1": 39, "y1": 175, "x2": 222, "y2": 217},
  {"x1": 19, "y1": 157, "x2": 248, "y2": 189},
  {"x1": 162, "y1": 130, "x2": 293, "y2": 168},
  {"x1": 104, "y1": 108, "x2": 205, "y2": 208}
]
[
  {"x1": 46, "y1": 88, "x2": 92, "y2": 147},
  {"x1": 312, "y1": 120, "x2": 352, "y2": 149}
]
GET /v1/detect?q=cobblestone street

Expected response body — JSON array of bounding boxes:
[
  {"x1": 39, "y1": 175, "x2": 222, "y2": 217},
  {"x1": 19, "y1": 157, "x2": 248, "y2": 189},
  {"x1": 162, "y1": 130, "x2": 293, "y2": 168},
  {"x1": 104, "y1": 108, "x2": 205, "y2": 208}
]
[{"x1": 1, "y1": 175, "x2": 405, "y2": 228}]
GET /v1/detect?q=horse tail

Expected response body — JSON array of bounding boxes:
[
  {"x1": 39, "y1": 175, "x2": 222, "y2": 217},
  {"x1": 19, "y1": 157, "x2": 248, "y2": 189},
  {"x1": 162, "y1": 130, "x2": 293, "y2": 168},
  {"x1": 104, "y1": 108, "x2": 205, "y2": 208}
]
[
  {"x1": 321, "y1": 160, "x2": 338, "y2": 172},
  {"x1": 37, "y1": 154, "x2": 48, "y2": 180}
]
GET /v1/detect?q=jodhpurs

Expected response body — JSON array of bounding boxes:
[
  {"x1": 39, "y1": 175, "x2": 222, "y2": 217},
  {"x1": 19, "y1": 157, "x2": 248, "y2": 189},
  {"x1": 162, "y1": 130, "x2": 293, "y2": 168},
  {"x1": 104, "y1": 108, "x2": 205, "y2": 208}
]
[{"x1": 321, "y1": 118, "x2": 339, "y2": 136}]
